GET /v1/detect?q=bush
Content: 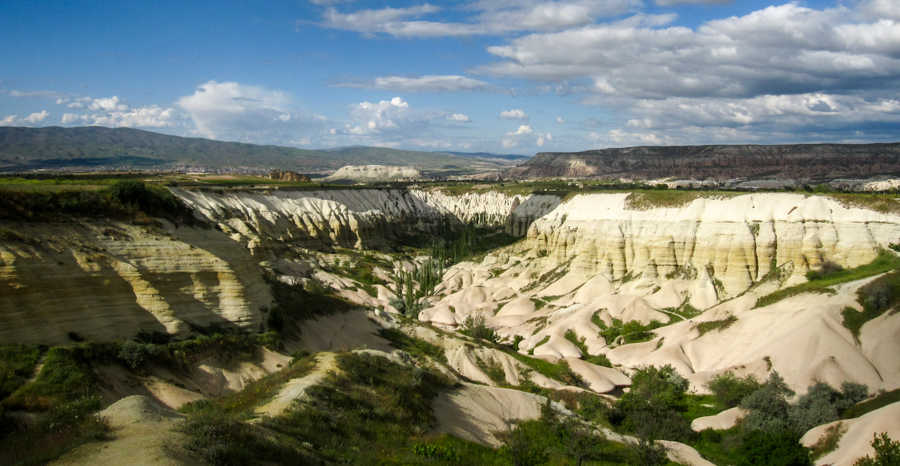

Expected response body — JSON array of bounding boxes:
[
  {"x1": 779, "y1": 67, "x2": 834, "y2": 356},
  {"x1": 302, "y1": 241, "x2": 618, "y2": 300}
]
[
  {"x1": 738, "y1": 430, "x2": 812, "y2": 466},
  {"x1": 740, "y1": 371, "x2": 795, "y2": 433},
  {"x1": 855, "y1": 433, "x2": 900, "y2": 466},
  {"x1": 611, "y1": 365, "x2": 695, "y2": 442},
  {"x1": 412, "y1": 442, "x2": 461, "y2": 462},
  {"x1": 5, "y1": 346, "x2": 98, "y2": 411},
  {"x1": 461, "y1": 311, "x2": 497, "y2": 343},
  {"x1": 707, "y1": 371, "x2": 762, "y2": 408},
  {"x1": 117, "y1": 341, "x2": 163, "y2": 372}
]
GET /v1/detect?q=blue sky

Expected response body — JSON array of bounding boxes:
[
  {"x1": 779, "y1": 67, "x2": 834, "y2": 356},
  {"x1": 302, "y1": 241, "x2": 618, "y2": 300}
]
[{"x1": 1, "y1": 0, "x2": 899, "y2": 154}]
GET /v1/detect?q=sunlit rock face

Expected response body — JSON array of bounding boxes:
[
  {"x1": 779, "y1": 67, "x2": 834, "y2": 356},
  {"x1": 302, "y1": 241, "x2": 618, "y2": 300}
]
[
  {"x1": 418, "y1": 192, "x2": 900, "y2": 394},
  {"x1": 323, "y1": 165, "x2": 422, "y2": 182},
  {"x1": 0, "y1": 221, "x2": 271, "y2": 345},
  {"x1": 525, "y1": 193, "x2": 900, "y2": 298}
]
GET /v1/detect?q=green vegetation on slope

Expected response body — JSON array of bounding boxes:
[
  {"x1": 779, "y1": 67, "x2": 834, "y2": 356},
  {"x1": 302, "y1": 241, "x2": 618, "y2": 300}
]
[
  {"x1": 0, "y1": 179, "x2": 197, "y2": 226},
  {"x1": 755, "y1": 250, "x2": 900, "y2": 308}
]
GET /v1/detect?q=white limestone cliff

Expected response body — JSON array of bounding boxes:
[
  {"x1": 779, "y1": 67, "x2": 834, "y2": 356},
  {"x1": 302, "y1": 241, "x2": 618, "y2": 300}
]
[
  {"x1": 0, "y1": 220, "x2": 271, "y2": 345},
  {"x1": 323, "y1": 165, "x2": 422, "y2": 182}
]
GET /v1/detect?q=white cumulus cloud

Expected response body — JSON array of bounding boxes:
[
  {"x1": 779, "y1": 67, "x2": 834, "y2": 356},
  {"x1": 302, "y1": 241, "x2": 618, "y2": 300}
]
[
  {"x1": 448, "y1": 113, "x2": 471, "y2": 122},
  {"x1": 0, "y1": 111, "x2": 50, "y2": 127},
  {"x1": 500, "y1": 109, "x2": 529, "y2": 120}
]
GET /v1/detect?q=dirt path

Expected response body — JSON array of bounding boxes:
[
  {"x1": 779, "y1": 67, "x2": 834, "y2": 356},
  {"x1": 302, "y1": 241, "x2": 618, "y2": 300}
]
[{"x1": 254, "y1": 352, "x2": 338, "y2": 418}]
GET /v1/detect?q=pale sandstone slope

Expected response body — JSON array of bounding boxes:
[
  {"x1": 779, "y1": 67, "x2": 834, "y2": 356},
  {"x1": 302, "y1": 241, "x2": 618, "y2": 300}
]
[
  {"x1": 0, "y1": 220, "x2": 270, "y2": 345},
  {"x1": 802, "y1": 401, "x2": 900, "y2": 466},
  {"x1": 419, "y1": 193, "x2": 900, "y2": 394}
]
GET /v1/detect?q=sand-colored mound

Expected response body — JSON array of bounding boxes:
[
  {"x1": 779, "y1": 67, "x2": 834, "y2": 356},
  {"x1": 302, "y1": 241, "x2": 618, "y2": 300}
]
[
  {"x1": 691, "y1": 407, "x2": 746, "y2": 432},
  {"x1": 50, "y1": 396, "x2": 200, "y2": 466},
  {"x1": 802, "y1": 401, "x2": 900, "y2": 466},
  {"x1": 430, "y1": 383, "x2": 552, "y2": 447}
]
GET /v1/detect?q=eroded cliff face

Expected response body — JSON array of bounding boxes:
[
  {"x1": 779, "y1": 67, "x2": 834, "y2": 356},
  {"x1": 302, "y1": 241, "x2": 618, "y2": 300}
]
[
  {"x1": 526, "y1": 193, "x2": 900, "y2": 299},
  {"x1": 418, "y1": 192, "x2": 900, "y2": 394},
  {"x1": 0, "y1": 220, "x2": 271, "y2": 345}
]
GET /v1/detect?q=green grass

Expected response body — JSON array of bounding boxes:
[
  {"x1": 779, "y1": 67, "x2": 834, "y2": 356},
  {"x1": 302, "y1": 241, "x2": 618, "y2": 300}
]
[
  {"x1": 810, "y1": 423, "x2": 846, "y2": 460},
  {"x1": 378, "y1": 327, "x2": 448, "y2": 363},
  {"x1": 4, "y1": 346, "x2": 98, "y2": 411},
  {"x1": 0, "y1": 343, "x2": 42, "y2": 400},
  {"x1": 188, "y1": 353, "x2": 317, "y2": 416},
  {"x1": 842, "y1": 270, "x2": 900, "y2": 342},
  {"x1": 0, "y1": 180, "x2": 198, "y2": 226},
  {"x1": 682, "y1": 394, "x2": 724, "y2": 422},
  {"x1": 564, "y1": 329, "x2": 612, "y2": 367},
  {"x1": 623, "y1": 190, "x2": 743, "y2": 210},
  {"x1": 755, "y1": 249, "x2": 900, "y2": 308},
  {"x1": 842, "y1": 388, "x2": 900, "y2": 419},
  {"x1": 600, "y1": 318, "x2": 664, "y2": 345},
  {"x1": 180, "y1": 351, "x2": 462, "y2": 465},
  {"x1": 0, "y1": 396, "x2": 110, "y2": 466},
  {"x1": 695, "y1": 314, "x2": 738, "y2": 336},
  {"x1": 501, "y1": 347, "x2": 583, "y2": 387}
]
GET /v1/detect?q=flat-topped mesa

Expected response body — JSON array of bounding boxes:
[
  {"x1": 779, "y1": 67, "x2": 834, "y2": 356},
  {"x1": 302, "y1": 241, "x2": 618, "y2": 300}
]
[
  {"x1": 267, "y1": 169, "x2": 311, "y2": 182},
  {"x1": 507, "y1": 143, "x2": 900, "y2": 180},
  {"x1": 524, "y1": 193, "x2": 900, "y2": 300},
  {"x1": 323, "y1": 164, "x2": 422, "y2": 182}
]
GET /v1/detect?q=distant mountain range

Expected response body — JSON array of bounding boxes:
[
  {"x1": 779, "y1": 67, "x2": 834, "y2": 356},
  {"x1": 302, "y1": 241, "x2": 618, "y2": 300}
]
[
  {"x1": 0, "y1": 126, "x2": 525, "y2": 174},
  {"x1": 505, "y1": 143, "x2": 900, "y2": 181}
]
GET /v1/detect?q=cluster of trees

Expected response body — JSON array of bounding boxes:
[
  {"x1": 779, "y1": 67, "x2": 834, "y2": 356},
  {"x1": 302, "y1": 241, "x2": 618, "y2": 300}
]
[{"x1": 599, "y1": 365, "x2": 874, "y2": 466}]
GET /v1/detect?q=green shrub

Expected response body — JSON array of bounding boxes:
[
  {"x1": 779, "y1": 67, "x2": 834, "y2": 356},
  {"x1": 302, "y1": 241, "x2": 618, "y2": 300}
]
[
  {"x1": 116, "y1": 341, "x2": 163, "y2": 372},
  {"x1": 610, "y1": 365, "x2": 695, "y2": 442},
  {"x1": 740, "y1": 371, "x2": 795, "y2": 433},
  {"x1": 738, "y1": 430, "x2": 812, "y2": 466},
  {"x1": 5, "y1": 346, "x2": 98, "y2": 411},
  {"x1": 412, "y1": 442, "x2": 461, "y2": 462},
  {"x1": 706, "y1": 371, "x2": 762, "y2": 408},
  {"x1": 844, "y1": 388, "x2": 900, "y2": 419},
  {"x1": 0, "y1": 343, "x2": 42, "y2": 399},
  {"x1": 844, "y1": 271, "x2": 900, "y2": 342},
  {"x1": 600, "y1": 318, "x2": 664, "y2": 346},
  {"x1": 461, "y1": 311, "x2": 497, "y2": 343},
  {"x1": 0, "y1": 396, "x2": 109, "y2": 465},
  {"x1": 855, "y1": 433, "x2": 900, "y2": 466}
]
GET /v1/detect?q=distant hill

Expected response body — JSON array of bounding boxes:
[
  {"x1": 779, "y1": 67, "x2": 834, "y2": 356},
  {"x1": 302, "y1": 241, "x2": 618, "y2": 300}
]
[
  {"x1": 0, "y1": 126, "x2": 519, "y2": 174},
  {"x1": 505, "y1": 143, "x2": 900, "y2": 182}
]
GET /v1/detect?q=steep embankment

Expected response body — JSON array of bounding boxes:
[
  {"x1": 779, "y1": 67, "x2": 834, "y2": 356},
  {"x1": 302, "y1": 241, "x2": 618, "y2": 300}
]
[{"x1": 0, "y1": 219, "x2": 270, "y2": 345}]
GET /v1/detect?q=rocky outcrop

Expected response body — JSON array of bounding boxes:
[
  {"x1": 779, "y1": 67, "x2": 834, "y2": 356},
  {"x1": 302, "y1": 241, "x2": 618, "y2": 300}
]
[
  {"x1": 505, "y1": 194, "x2": 561, "y2": 236},
  {"x1": 418, "y1": 192, "x2": 900, "y2": 394},
  {"x1": 526, "y1": 193, "x2": 900, "y2": 298},
  {"x1": 0, "y1": 220, "x2": 271, "y2": 345},
  {"x1": 324, "y1": 165, "x2": 422, "y2": 182},
  {"x1": 173, "y1": 188, "x2": 460, "y2": 252},
  {"x1": 507, "y1": 143, "x2": 900, "y2": 181},
  {"x1": 267, "y1": 170, "x2": 311, "y2": 182},
  {"x1": 412, "y1": 190, "x2": 527, "y2": 227}
]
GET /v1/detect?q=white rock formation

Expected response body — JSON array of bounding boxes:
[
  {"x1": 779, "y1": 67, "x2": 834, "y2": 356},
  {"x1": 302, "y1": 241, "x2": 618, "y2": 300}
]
[
  {"x1": 324, "y1": 165, "x2": 421, "y2": 182},
  {"x1": 418, "y1": 192, "x2": 900, "y2": 393},
  {"x1": 802, "y1": 401, "x2": 900, "y2": 466},
  {"x1": 0, "y1": 220, "x2": 271, "y2": 345}
]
